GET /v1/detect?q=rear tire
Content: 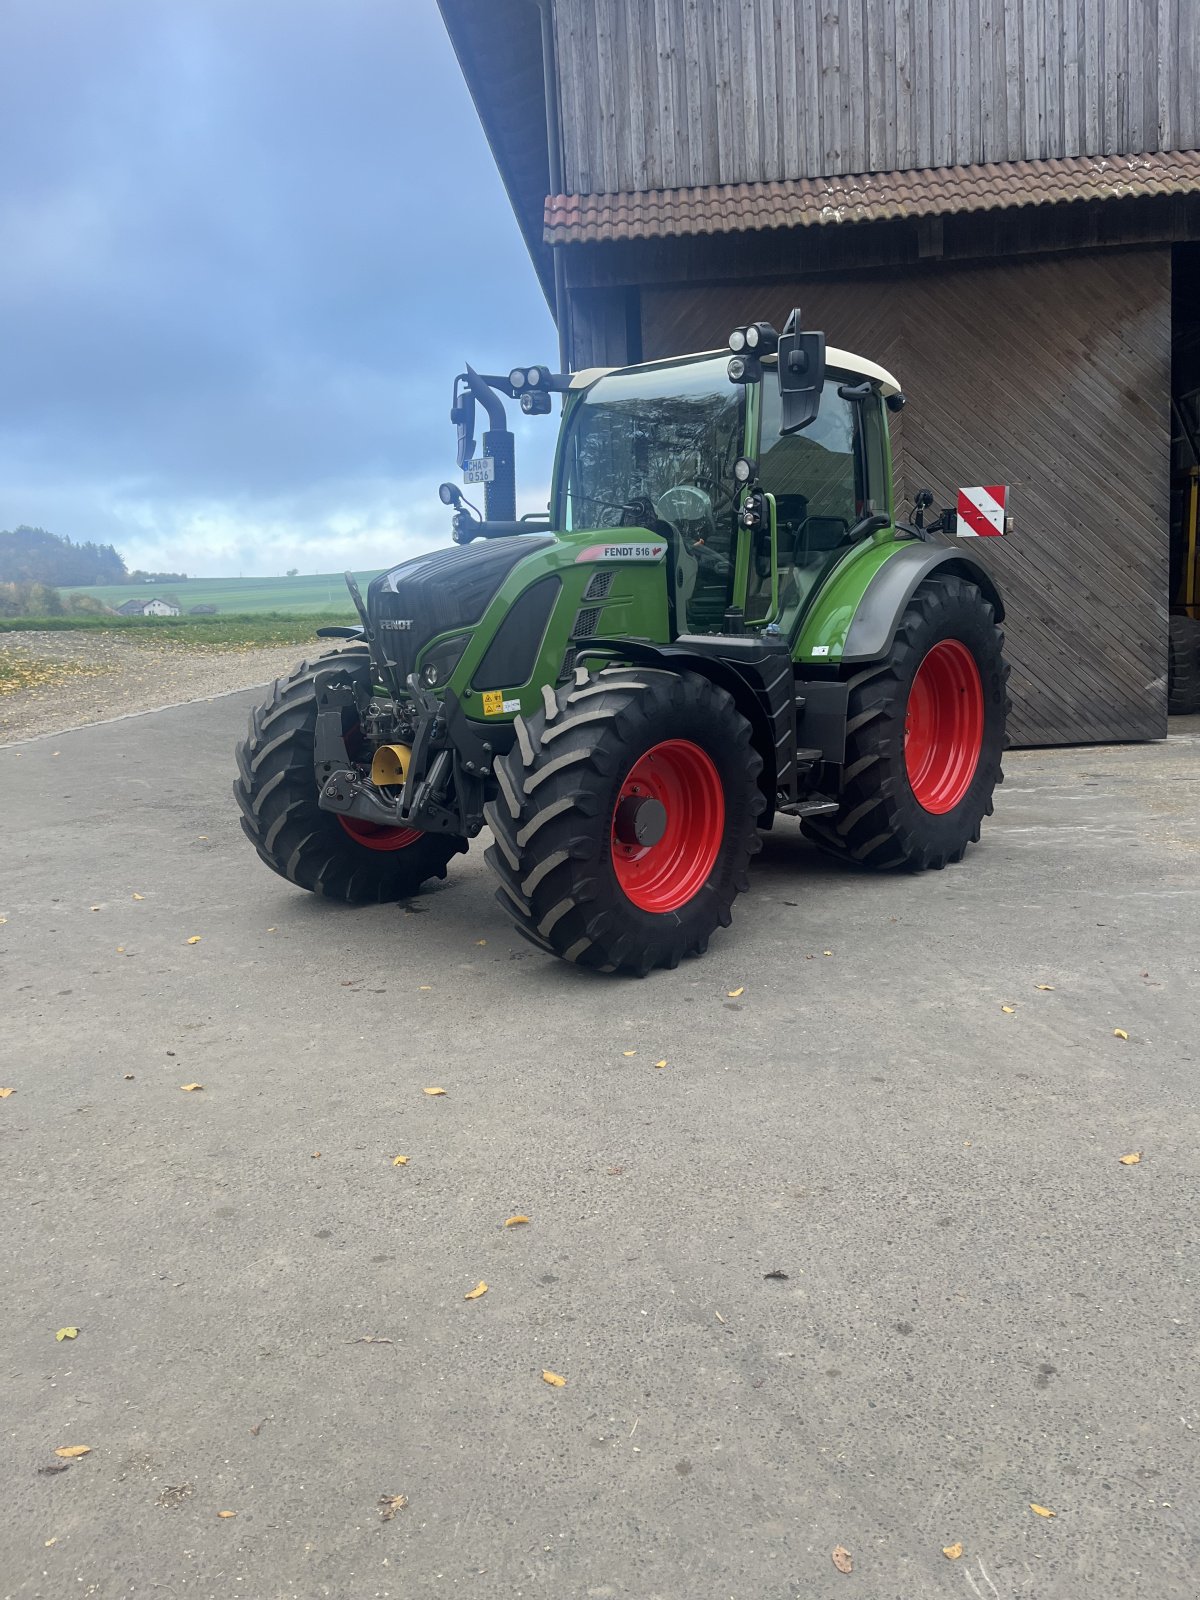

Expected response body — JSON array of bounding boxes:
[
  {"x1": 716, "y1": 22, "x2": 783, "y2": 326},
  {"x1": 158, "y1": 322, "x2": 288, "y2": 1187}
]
[
  {"x1": 483, "y1": 668, "x2": 764, "y2": 975},
  {"x1": 802, "y1": 574, "x2": 1009, "y2": 870},
  {"x1": 1168, "y1": 614, "x2": 1200, "y2": 715},
  {"x1": 234, "y1": 648, "x2": 463, "y2": 902}
]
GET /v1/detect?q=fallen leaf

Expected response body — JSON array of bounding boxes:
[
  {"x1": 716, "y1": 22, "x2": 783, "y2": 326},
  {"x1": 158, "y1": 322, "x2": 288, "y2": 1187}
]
[
  {"x1": 347, "y1": 1335, "x2": 393, "y2": 1345},
  {"x1": 123, "y1": 1074, "x2": 135, "y2": 1081},
  {"x1": 1001, "y1": 1004, "x2": 1016, "y2": 1014},
  {"x1": 654, "y1": 1059, "x2": 668, "y2": 1069},
  {"x1": 132, "y1": 893, "x2": 145, "y2": 901},
  {"x1": 1113, "y1": 1028, "x2": 1128, "y2": 1040},
  {"x1": 54, "y1": 1446, "x2": 91, "y2": 1459},
  {"x1": 714, "y1": 1310, "x2": 726, "y2": 1325},
  {"x1": 622, "y1": 1050, "x2": 637, "y2": 1057},
  {"x1": 116, "y1": 946, "x2": 125, "y2": 953},
  {"x1": 180, "y1": 1083, "x2": 203, "y2": 1092},
  {"x1": 392, "y1": 1155, "x2": 409, "y2": 1166},
  {"x1": 311, "y1": 1151, "x2": 320, "y2": 1158},
  {"x1": 1035, "y1": 984, "x2": 1055, "y2": 991},
  {"x1": 763, "y1": 1269, "x2": 789, "y2": 1281},
  {"x1": 1030, "y1": 1503, "x2": 1056, "y2": 1518},
  {"x1": 45, "y1": 1537, "x2": 57, "y2": 1546},
  {"x1": 541, "y1": 1369, "x2": 567, "y2": 1387},
  {"x1": 55, "y1": 1328, "x2": 79, "y2": 1342},
  {"x1": 249, "y1": 1420, "x2": 265, "y2": 1435},
  {"x1": 217, "y1": 1510, "x2": 237, "y2": 1518},
  {"x1": 90, "y1": 904, "x2": 101, "y2": 912},
  {"x1": 832, "y1": 1545, "x2": 853, "y2": 1573},
  {"x1": 186, "y1": 936, "x2": 201, "y2": 945},
  {"x1": 378, "y1": 1493, "x2": 409, "y2": 1521},
  {"x1": 504, "y1": 1214, "x2": 530, "y2": 1227},
  {"x1": 198, "y1": 836, "x2": 208, "y2": 841},
  {"x1": 1118, "y1": 1151, "x2": 1142, "y2": 1165},
  {"x1": 823, "y1": 950, "x2": 833, "y2": 957},
  {"x1": 464, "y1": 1281, "x2": 488, "y2": 1300},
  {"x1": 942, "y1": 1542, "x2": 963, "y2": 1560},
  {"x1": 475, "y1": 939, "x2": 487, "y2": 946},
  {"x1": 0, "y1": 1087, "x2": 15, "y2": 1098},
  {"x1": 727, "y1": 987, "x2": 744, "y2": 998},
  {"x1": 423, "y1": 1086, "x2": 446, "y2": 1096},
  {"x1": 418, "y1": 985, "x2": 431, "y2": 991},
  {"x1": 607, "y1": 1165, "x2": 624, "y2": 1175},
  {"x1": 267, "y1": 926, "x2": 276, "y2": 932}
]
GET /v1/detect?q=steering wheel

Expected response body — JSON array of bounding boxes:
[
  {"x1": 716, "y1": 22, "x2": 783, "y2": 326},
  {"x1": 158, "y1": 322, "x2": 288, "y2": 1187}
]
[{"x1": 654, "y1": 485, "x2": 733, "y2": 576}]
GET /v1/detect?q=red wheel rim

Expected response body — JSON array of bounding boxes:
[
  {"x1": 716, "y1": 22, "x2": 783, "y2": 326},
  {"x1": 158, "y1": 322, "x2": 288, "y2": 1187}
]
[
  {"x1": 904, "y1": 638, "x2": 985, "y2": 814},
  {"x1": 610, "y1": 739, "x2": 725, "y2": 913},
  {"x1": 338, "y1": 816, "x2": 423, "y2": 851}
]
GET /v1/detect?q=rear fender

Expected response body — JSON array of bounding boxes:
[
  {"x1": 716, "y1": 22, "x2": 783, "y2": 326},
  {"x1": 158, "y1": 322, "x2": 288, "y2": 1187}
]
[{"x1": 840, "y1": 545, "x2": 1005, "y2": 664}]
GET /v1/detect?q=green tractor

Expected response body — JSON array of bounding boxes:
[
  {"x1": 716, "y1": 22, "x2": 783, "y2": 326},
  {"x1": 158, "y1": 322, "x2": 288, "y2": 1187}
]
[{"x1": 234, "y1": 311, "x2": 1009, "y2": 975}]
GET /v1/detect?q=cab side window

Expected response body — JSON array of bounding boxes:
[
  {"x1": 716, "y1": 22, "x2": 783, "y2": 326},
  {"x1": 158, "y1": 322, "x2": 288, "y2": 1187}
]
[{"x1": 757, "y1": 379, "x2": 884, "y2": 632}]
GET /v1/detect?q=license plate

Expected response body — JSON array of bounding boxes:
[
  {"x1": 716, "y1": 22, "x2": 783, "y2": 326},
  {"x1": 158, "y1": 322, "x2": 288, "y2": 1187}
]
[{"x1": 463, "y1": 457, "x2": 495, "y2": 484}]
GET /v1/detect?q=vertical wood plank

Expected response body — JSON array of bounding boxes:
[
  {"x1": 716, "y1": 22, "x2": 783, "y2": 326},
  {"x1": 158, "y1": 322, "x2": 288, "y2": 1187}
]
[
  {"x1": 801, "y1": 0, "x2": 823, "y2": 174},
  {"x1": 911, "y1": 0, "x2": 933, "y2": 166},
  {"x1": 821, "y1": 0, "x2": 844, "y2": 173},
  {"x1": 777, "y1": 0, "x2": 800, "y2": 175},
  {"x1": 953, "y1": 0, "x2": 972, "y2": 161},
  {"x1": 1103, "y1": 0, "x2": 1120, "y2": 152},
  {"x1": 757, "y1": 0, "x2": 782, "y2": 180},
  {"x1": 714, "y1": 0, "x2": 736, "y2": 182},
  {"x1": 895, "y1": 0, "x2": 914, "y2": 167},
  {"x1": 878, "y1": 0, "x2": 898, "y2": 170},
  {"x1": 846, "y1": 0, "x2": 866, "y2": 170},
  {"x1": 979, "y1": 0, "x2": 995, "y2": 158},
  {"x1": 1176, "y1": 0, "x2": 1196, "y2": 145},
  {"x1": 1062, "y1": 0, "x2": 1080, "y2": 153},
  {"x1": 594, "y1": 2, "x2": 617, "y2": 192},
  {"x1": 933, "y1": 0, "x2": 953, "y2": 161},
  {"x1": 1004, "y1": 0, "x2": 1024, "y2": 153},
  {"x1": 1082, "y1": 0, "x2": 1102, "y2": 150}
]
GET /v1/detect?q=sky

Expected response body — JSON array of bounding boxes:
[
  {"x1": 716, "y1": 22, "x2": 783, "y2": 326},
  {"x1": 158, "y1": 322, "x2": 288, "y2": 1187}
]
[{"x1": 0, "y1": 0, "x2": 558, "y2": 578}]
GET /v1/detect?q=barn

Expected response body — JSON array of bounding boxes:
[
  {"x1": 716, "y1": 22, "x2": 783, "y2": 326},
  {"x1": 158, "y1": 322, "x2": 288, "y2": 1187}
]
[{"x1": 438, "y1": 0, "x2": 1200, "y2": 744}]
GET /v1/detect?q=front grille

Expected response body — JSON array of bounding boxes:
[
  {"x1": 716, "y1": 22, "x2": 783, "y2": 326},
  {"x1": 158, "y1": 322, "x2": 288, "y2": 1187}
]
[{"x1": 572, "y1": 606, "x2": 602, "y2": 638}]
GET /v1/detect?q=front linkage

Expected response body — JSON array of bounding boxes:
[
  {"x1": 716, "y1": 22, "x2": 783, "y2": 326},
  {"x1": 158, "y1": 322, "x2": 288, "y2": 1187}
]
[{"x1": 312, "y1": 664, "x2": 495, "y2": 841}]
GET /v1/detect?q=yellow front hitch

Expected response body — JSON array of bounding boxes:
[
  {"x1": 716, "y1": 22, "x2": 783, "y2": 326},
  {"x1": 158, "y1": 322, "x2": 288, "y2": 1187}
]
[{"x1": 370, "y1": 743, "x2": 412, "y2": 788}]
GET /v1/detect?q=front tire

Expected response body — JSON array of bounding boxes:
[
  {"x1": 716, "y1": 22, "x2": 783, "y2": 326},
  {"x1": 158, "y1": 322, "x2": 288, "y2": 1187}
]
[
  {"x1": 234, "y1": 648, "x2": 463, "y2": 902},
  {"x1": 803, "y1": 573, "x2": 1009, "y2": 870},
  {"x1": 483, "y1": 668, "x2": 764, "y2": 975}
]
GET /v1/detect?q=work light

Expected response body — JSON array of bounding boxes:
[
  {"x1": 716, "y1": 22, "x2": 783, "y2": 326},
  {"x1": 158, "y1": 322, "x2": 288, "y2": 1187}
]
[
  {"x1": 727, "y1": 354, "x2": 761, "y2": 384},
  {"x1": 509, "y1": 368, "x2": 527, "y2": 390},
  {"x1": 733, "y1": 456, "x2": 756, "y2": 484},
  {"x1": 746, "y1": 321, "x2": 779, "y2": 353},
  {"x1": 728, "y1": 328, "x2": 747, "y2": 353}
]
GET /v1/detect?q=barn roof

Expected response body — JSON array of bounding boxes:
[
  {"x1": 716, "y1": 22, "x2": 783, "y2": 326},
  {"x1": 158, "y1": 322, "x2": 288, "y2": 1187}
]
[{"x1": 544, "y1": 149, "x2": 1200, "y2": 244}]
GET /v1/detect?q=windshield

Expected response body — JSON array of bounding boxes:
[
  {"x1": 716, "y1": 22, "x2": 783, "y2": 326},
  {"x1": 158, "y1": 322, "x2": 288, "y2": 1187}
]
[{"x1": 559, "y1": 356, "x2": 744, "y2": 534}]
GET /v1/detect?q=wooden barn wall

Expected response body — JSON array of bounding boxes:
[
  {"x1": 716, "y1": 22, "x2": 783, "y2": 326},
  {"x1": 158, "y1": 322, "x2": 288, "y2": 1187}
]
[
  {"x1": 636, "y1": 249, "x2": 1171, "y2": 746},
  {"x1": 553, "y1": 0, "x2": 1199, "y2": 193}
]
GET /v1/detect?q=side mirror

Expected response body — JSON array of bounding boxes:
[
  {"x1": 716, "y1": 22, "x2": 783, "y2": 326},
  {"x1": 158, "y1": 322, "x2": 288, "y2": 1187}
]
[
  {"x1": 776, "y1": 308, "x2": 825, "y2": 435},
  {"x1": 450, "y1": 379, "x2": 476, "y2": 471}
]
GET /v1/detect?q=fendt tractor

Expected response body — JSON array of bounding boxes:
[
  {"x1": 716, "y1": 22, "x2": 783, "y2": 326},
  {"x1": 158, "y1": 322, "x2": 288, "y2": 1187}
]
[{"x1": 234, "y1": 311, "x2": 1010, "y2": 975}]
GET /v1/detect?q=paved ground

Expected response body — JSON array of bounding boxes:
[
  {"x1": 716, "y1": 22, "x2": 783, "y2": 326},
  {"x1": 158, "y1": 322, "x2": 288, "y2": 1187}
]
[{"x1": 2, "y1": 694, "x2": 1198, "y2": 1600}]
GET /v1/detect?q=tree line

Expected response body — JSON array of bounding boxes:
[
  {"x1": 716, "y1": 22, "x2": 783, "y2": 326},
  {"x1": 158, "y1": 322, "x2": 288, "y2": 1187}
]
[{"x1": 0, "y1": 525, "x2": 187, "y2": 587}]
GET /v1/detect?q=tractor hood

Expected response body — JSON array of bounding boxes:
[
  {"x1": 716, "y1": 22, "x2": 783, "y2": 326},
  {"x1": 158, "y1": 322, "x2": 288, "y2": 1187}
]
[{"x1": 367, "y1": 537, "x2": 555, "y2": 692}]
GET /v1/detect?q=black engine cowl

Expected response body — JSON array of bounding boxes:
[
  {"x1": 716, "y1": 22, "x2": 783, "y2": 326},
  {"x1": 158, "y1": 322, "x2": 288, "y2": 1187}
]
[{"x1": 367, "y1": 537, "x2": 553, "y2": 689}]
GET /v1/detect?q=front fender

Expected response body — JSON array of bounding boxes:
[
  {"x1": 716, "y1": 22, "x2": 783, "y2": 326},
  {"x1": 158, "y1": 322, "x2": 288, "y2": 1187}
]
[{"x1": 839, "y1": 544, "x2": 1005, "y2": 663}]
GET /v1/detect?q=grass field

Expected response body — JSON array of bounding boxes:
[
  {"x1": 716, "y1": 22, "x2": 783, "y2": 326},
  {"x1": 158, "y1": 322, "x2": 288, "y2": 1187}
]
[
  {"x1": 0, "y1": 613, "x2": 356, "y2": 647},
  {"x1": 57, "y1": 570, "x2": 383, "y2": 615}
]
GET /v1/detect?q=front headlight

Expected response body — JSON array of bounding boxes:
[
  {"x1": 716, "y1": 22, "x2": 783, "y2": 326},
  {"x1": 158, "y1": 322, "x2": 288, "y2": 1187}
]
[{"x1": 418, "y1": 632, "x2": 471, "y2": 689}]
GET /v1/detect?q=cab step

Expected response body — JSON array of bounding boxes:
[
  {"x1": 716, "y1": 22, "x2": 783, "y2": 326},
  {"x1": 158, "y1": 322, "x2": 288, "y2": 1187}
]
[{"x1": 777, "y1": 795, "x2": 841, "y2": 818}]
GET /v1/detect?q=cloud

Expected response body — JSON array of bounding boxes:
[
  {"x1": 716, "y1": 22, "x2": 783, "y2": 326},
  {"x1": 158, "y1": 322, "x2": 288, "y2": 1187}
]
[{"x1": 0, "y1": 0, "x2": 557, "y2": 574}]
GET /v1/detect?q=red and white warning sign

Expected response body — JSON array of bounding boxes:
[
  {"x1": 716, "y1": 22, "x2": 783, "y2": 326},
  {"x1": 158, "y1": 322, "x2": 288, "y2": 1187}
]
[{"x1": 956, "y1": 485, "x2": 1008, "y2": 538}]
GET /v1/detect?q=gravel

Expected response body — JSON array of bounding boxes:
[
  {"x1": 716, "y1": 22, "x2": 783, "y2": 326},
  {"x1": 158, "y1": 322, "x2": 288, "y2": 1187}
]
[{"x1": 0, "y1": 630, "x2": 309, "y2": 744}]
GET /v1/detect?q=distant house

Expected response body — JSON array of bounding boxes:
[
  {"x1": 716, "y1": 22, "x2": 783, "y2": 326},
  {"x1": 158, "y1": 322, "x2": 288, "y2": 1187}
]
[
  {"x1": 188, "y1": 604, "x2": 217, "y2": 615},
  {"x1": 116, "y1": 597, "x2": 180, "y2": 617}
]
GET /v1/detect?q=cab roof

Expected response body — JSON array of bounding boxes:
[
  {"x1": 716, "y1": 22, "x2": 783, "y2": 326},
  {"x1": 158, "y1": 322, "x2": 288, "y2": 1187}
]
[{"x1": 570, "y1": 347, "x2": 902, "y2": 398}]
